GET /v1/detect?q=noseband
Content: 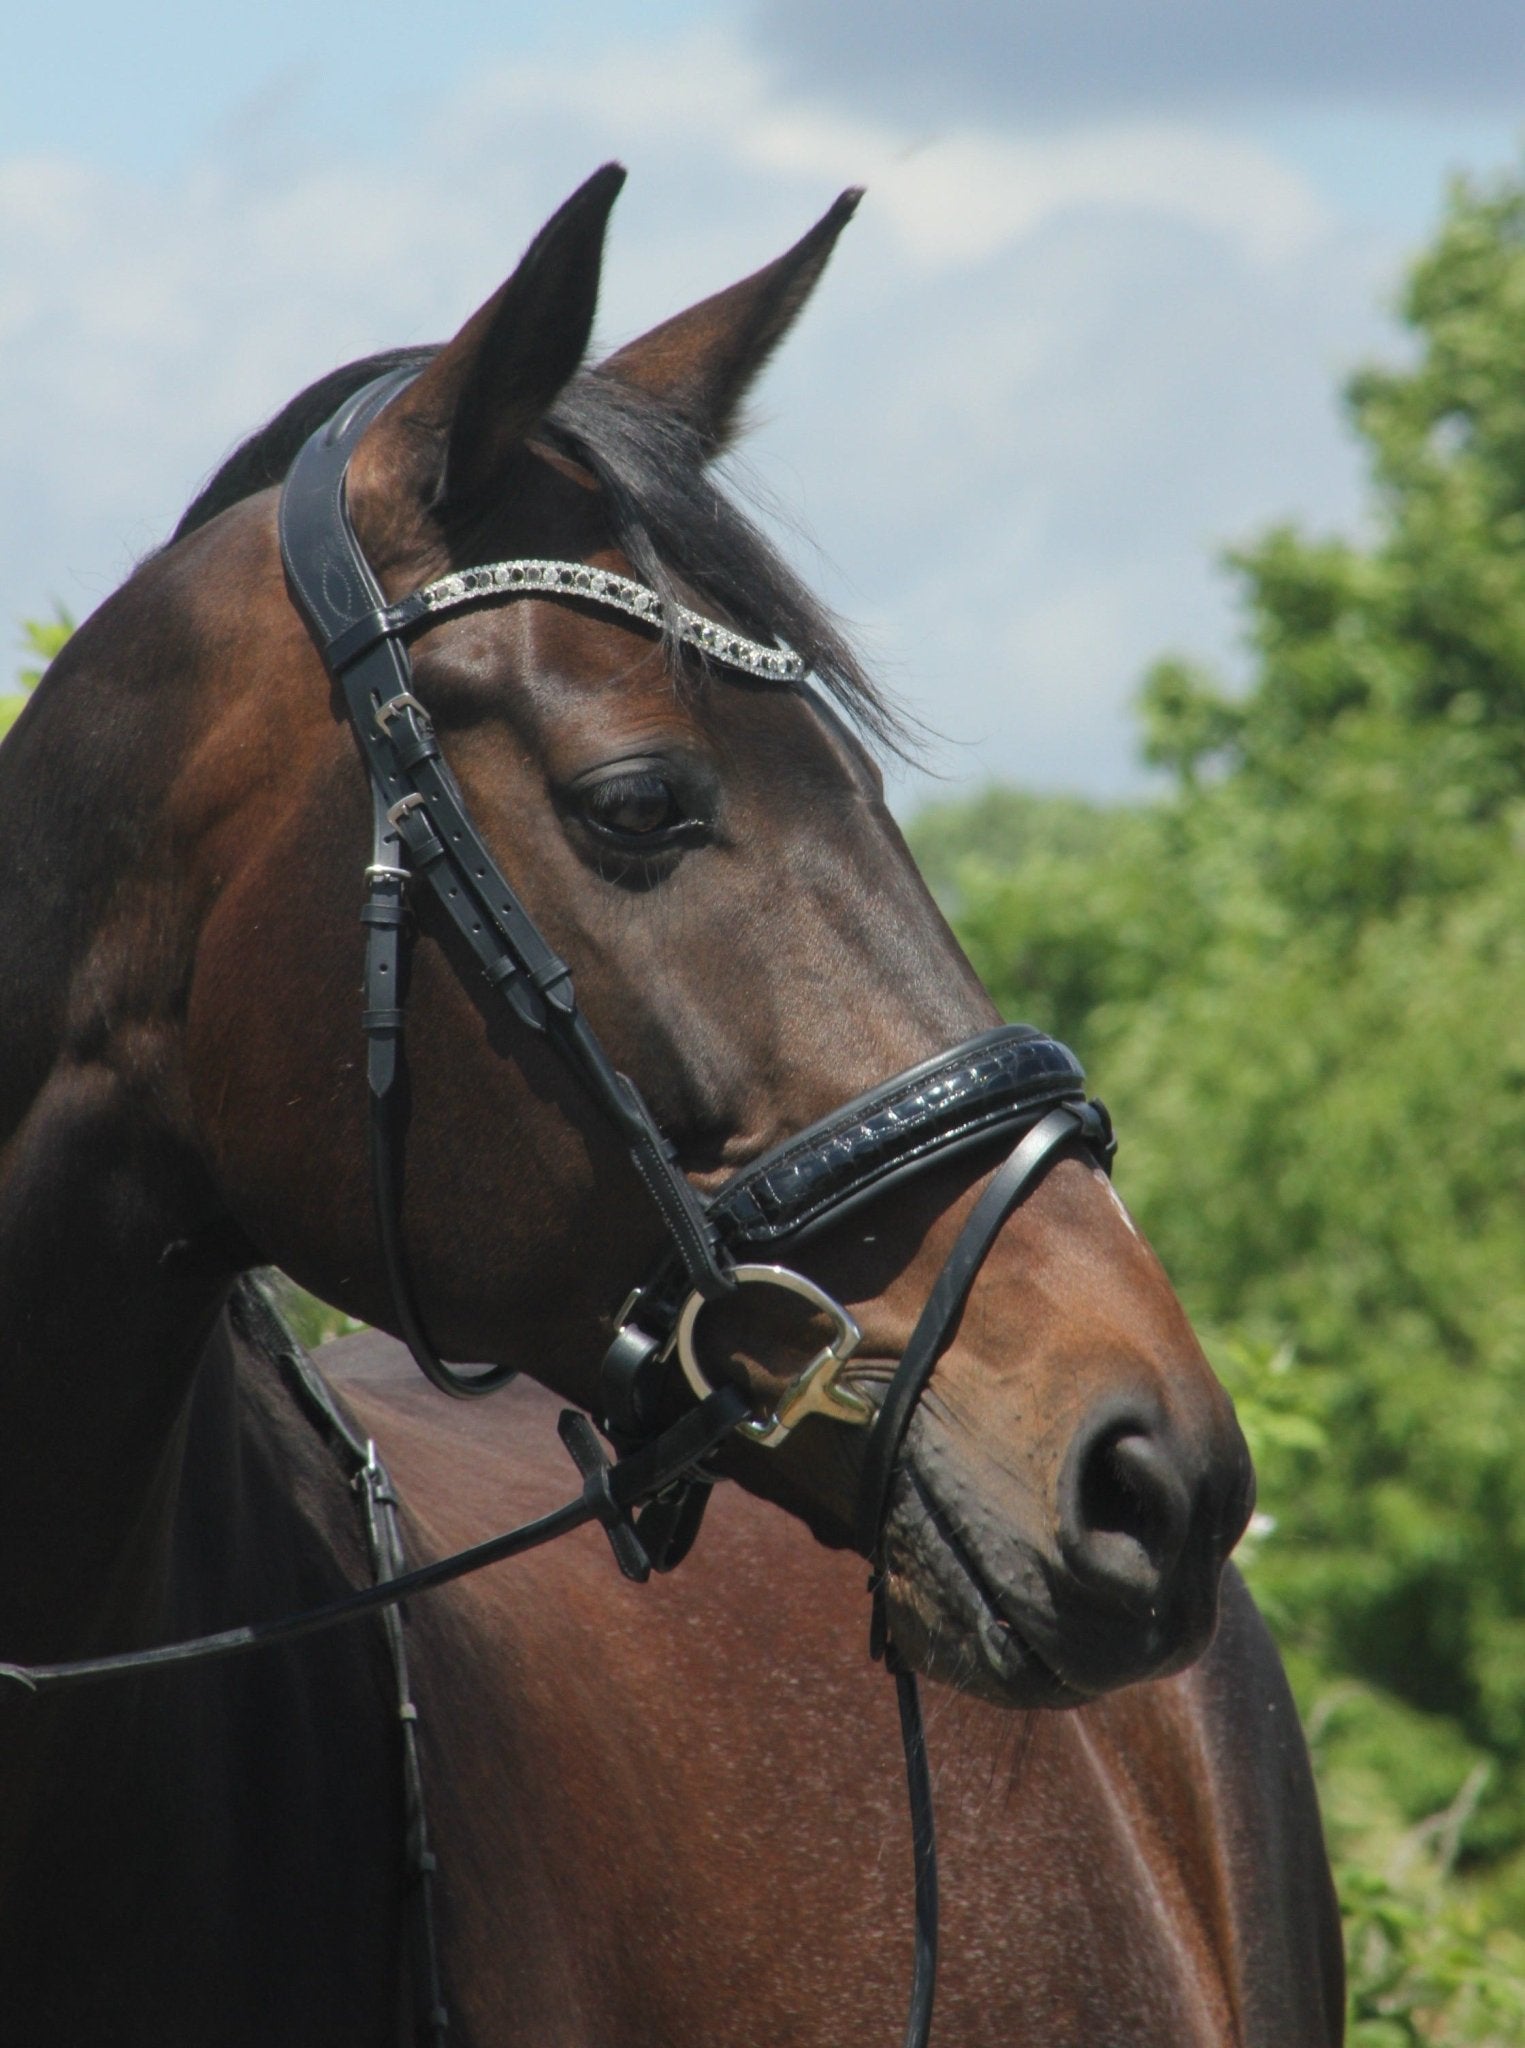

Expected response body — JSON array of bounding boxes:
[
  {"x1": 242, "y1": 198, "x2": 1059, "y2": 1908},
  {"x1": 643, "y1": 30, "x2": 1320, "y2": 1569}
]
[{"x1": 274, "y1": 368, "x2": 1117, "y2": 2048}]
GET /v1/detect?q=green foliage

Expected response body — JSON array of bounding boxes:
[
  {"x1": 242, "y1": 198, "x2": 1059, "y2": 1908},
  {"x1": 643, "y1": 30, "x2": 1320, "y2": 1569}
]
[
  {"x1": 910, "y1": 160, "x2": 1525, "y2": 2033},
  {"x1": 1341, "y1": 1860, "x2": 1525, "y2": 2046},
  {"x1": 259, "y1": 1272, "x2": 364, "y2": 1351},
  {"x1": 17, "y1": 607, "x2": 74, "y2": 689},
  {"x1": 1, "y1": 607, "x2": 74, "y2": 738}
]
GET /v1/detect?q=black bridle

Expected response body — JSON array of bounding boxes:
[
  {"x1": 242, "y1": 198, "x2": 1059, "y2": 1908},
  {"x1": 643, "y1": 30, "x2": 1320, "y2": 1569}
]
[
  {"x1": 4, "y1": 369, "x2": 1118, "y2": 2048},
  {"x1": 278, "y1": 368, "x2": 1116, "y2": 2047},
  {"x1": 276, "y1": 366, "x2": 1115, "y2": 1552}
]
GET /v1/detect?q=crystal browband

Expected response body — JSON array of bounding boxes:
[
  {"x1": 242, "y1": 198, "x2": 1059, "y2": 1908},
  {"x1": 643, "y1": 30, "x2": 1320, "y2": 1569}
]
[{"x1": 321, "y1": 556, "x2": 806, "y2": 683}]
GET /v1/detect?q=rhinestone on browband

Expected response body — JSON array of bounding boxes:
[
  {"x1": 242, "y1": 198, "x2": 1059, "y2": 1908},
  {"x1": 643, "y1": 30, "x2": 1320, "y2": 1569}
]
[{"x1": 413, "y1": 559, "x2": 806, "y2": 683}]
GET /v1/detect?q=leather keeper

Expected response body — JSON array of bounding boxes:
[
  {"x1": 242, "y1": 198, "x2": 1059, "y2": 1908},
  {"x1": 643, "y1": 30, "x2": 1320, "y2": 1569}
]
[
  {"x1": 599, "y1": 1322, "x2": 663, "y2": 1440},
  {"x1": 392, "y1": 727, "x2": 441, "y2": 772},
  {"x1": 324, "y1": 608, "x2": 395, "y2": 673},
  {"x1": 391, "y1": 808, "x2": 447, "y2": 868}
]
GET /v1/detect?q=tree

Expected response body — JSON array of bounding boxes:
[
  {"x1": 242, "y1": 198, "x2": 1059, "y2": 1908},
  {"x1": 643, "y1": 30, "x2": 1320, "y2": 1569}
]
[
  {"x1": 1, "y1": 609, "x2": 73, "y2": 738},
  {"x1": 912, "y1": 163, "x2": 1525, "y2": 2027}
]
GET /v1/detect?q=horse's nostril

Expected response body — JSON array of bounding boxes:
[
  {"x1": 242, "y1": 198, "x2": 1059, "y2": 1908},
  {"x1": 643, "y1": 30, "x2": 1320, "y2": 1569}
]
[
  {"x1": 1061, "y1": 1418, "x2": 1191, "y2": 1611},
  {"x1": 1081, "y1": 1432, "x2": 1180, "y2": 1558}
]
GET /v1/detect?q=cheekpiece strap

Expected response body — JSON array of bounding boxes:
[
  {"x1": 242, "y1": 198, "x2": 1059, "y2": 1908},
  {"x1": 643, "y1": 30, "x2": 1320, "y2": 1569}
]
[{"x1": 278, "y1": 371, "x2": 734, "y2": 1371}]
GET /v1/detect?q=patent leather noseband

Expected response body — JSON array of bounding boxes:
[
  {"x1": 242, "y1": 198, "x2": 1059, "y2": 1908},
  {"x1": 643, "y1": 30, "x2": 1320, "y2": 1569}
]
[{"x1": 600, "y1": 1031, "x2": 1113, "y2": 1558}]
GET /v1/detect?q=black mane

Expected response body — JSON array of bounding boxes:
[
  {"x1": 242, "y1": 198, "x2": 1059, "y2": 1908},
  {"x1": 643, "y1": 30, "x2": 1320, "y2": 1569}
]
[{"x1": 172, "y1": 350, "x2": 907, "y2": 753}]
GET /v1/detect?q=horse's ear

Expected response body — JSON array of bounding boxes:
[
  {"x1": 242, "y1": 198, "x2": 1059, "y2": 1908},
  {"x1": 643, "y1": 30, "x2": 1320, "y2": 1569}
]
[
  {"x1": 597, "y1": 189, "x2": 862, "y2": 456},
  {"x1": 360, "y1": 163, "x2": 626, "y2": 512}
]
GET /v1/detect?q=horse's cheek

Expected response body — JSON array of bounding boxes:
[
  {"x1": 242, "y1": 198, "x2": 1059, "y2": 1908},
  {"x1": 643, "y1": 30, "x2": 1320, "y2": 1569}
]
[{"x1": 181, "y1": 856, "x2": 373, "y2": 1276}]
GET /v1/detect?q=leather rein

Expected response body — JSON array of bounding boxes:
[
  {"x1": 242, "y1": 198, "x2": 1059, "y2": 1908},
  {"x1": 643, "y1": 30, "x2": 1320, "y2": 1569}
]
[{"x1": 4, "y1": 369, "x2": 1118, "y2": 2048}]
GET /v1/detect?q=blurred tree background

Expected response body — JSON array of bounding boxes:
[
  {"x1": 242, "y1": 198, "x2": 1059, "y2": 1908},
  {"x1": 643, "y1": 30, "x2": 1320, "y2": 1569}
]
[
  {"x1": 1, "y1": 610, "x2": 71, "y2": 736},
  {"x1": 14, "y1": 161, "x2": 1525, "y2": 2043},
  {"x1": 913, "y1": 164, "x2": 1525, "y2": 2041}
]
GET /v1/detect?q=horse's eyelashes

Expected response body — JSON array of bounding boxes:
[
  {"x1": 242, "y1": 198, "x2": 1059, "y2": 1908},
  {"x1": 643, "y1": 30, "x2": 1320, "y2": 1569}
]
[{"x1": 578, "y1": 769, "x2": 689, "y2": 843}]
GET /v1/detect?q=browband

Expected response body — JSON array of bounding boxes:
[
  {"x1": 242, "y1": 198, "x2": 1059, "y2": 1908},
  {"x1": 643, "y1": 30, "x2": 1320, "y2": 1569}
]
[{"x1": 325, "y1": 558, "x2": 806, "y2": 684}]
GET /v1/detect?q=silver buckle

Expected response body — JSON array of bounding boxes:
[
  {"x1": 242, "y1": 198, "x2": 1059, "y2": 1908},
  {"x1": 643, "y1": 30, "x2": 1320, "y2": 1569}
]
[
  {"x1": 375, "y1": 691, "x2": 428, "y2": 731},
  {"x1": 674, "y1": 1264, "x2": 872, "y2": 1449}
]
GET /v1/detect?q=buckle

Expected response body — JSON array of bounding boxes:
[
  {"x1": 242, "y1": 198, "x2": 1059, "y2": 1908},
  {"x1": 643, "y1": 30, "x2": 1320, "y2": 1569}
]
[
  {"x1": 375, "y1": 691, "x2": 430, "y2": 732},
  {"x1": 673, "y1": 1264, "x2": 871, "y2": 1449}
]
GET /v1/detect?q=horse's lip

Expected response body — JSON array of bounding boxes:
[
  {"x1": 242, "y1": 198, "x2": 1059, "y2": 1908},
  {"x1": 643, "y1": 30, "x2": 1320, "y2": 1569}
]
[
  {"x1": 844, "y1": 1361, "x2": 1089, "y2": 1701},
  {"x1": 848, "y1": 1364, "x2": 1146, "y2": 1702},
  {"x1": 888, "y1": 1464, "x2": 1094, "y2": 1706}
]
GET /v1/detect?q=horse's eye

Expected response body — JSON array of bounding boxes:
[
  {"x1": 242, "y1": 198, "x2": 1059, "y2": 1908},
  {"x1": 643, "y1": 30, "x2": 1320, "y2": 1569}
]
[{"x1": 580, "y1": 771, "x2": 685, "y2": 841}]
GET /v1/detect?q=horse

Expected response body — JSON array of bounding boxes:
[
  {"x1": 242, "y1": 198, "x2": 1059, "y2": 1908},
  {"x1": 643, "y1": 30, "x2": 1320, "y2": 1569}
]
[{"x1": 0, "y1": 164, "x2": 1343, "y2": 2044}]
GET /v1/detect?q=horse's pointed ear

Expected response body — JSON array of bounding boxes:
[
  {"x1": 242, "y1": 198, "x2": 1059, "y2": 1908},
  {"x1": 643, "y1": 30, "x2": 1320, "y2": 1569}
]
[
  {"x1": 364, "y1": 164, "x2": 626, "y2": 511},
  {"x1": 598, "y1": 189, "x2": 863, "y2": 456}
]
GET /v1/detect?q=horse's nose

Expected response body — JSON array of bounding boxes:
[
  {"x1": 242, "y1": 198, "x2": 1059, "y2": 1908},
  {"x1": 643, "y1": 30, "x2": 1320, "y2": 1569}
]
[{"x1": 1057, "y1": 1399, "x2": 1231, "y2": 1617}]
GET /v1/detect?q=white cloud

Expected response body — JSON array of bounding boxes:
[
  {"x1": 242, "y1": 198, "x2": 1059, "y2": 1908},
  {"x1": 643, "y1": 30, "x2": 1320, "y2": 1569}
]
[
  {"x1": 737, "y1": 117, "x2": 1328, "y2": 271},
  {"x1": 0, "y1": 19, "x2": 1395, "y2": 800},
  {"x1": 434, "y1": 27, "x2": 1329, "y2": 273}
]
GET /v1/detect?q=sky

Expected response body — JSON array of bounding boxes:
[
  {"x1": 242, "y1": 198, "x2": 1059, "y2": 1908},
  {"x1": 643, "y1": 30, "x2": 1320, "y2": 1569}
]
[{"x1": 4, "y1": 2, "x2": 1523, "y2": 803}]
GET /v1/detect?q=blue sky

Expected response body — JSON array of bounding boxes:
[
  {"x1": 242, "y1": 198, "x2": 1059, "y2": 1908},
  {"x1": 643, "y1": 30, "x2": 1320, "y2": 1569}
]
[
  {"x1": 4, "y1": 3, "x2": 711, "y2": 175},
  {"x1": 5, "y1": 3, "x2": 1522, "y2": 799}
]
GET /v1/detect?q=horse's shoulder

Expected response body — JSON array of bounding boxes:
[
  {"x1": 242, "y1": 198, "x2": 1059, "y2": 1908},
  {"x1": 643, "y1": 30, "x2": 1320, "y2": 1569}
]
[
  {"x1": 312, "y1": 1329, "x2": 577, "y2": 1523},
  {"x1": 1179, "y1": 1568, "x2": 1346, "y2": 2042}
]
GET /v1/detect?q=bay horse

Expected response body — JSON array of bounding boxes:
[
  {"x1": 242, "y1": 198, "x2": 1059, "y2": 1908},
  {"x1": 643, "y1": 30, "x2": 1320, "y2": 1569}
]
[{"x1": 0, "y1": 166, "x2": 1342, "y2": 2043}]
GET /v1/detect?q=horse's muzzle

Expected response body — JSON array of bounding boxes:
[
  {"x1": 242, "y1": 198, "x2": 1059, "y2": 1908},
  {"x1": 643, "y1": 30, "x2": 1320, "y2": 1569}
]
[{"x1": 881, "y1": 1388, "x2": 1255, "y2": 1707}]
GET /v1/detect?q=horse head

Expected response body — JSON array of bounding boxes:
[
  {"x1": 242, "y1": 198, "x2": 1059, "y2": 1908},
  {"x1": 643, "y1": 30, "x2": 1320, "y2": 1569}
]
[{"x1": 13, "y1": 166, "x2": 1251, "y2": 1708}]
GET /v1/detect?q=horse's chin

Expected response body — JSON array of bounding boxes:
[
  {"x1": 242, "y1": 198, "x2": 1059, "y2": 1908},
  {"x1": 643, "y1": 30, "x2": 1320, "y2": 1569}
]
[
  {"x1": 880, "y1": 1458, "x2": 1209, "y2": 1712},
  {"x1": 882, "y1": 1570, "x2": 1091, "y2": 1709},
  {"x1": 880, "y1": 1485, "x2": 1091, "y2": 1710}
]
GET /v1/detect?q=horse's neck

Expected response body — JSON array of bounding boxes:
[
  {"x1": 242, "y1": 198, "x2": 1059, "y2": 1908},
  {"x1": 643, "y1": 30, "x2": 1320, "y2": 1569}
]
[
  {"x1": 0, "y1": 608, "x2": 258, "y2": 1653},
  {"x1": 0, "y1": 1284, "x2": 371, "y2": 1818},
  {"x1": 0, "y1": 1299, "x2": 413, "y2": 2046},
  {"x1": 0, "y1": 1061, "x2": 237, "y2": 1655},
  {"x1": 165, "y1": 1289, "x2": 378, "y2": 1632}
]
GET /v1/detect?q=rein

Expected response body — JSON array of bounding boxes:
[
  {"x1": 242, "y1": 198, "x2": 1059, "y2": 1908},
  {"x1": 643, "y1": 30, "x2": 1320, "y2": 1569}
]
[
  {"x1": 4, "y1": 370, "x2": 1120, "y2": 2048},
  {"x1": 0, "y1": 1336, "x2": 748, "y2": 1696}
]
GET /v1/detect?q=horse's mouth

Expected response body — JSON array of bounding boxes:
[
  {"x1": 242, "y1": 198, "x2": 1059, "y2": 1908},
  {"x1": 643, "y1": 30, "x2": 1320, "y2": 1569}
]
[{"x1": 881, "y1": 1463, "x2": 1093, "y2": 1710}]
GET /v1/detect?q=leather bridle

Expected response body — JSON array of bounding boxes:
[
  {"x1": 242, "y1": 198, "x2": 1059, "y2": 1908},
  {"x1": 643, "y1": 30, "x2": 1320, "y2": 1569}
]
[
  {"x1": 276, "y1": 365, "x2": 1117, "y2": 1564},
  {"x1": 277, "y1": 368, "x2": 1116, "y2": 2048},
  {"x1": 3, "y1": 367, "x2": 1119, "y2": 2048}
]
